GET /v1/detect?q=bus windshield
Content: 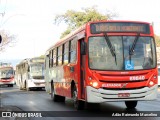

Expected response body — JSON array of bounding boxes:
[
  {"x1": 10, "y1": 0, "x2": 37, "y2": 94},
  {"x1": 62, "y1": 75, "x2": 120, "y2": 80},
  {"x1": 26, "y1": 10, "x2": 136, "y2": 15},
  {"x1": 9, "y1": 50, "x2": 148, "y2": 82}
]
[
  {"x1": 89, "y1": 36, "x2": 156, "y2": 71},
  {"x1": 0, "y1": 68, "x2": 14, "y2": 79},
  {"x1": 30, "y1": 63, "x2": 44, "y2": 79}
]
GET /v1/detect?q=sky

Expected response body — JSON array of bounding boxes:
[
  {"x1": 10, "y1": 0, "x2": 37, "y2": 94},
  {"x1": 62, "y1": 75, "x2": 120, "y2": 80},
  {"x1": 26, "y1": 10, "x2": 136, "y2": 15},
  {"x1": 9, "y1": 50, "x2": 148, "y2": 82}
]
[{"x1": 0, "y1": 0, "x2": 160, "y2": 65}]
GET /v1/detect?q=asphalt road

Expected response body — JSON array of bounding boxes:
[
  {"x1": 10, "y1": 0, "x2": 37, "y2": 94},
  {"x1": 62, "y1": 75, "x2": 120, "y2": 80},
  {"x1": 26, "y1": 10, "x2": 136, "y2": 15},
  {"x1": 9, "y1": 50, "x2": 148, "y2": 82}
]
[{"x1": 0, "y1": 85, "x2": 160, "y2": 120}]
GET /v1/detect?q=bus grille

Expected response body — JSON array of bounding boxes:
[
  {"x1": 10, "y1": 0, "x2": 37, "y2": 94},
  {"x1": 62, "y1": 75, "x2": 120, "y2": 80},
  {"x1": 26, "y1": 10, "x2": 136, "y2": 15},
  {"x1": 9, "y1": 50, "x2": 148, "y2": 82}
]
[{"x1": 101, "y1": 86, "x2": 146, "y2": 90}]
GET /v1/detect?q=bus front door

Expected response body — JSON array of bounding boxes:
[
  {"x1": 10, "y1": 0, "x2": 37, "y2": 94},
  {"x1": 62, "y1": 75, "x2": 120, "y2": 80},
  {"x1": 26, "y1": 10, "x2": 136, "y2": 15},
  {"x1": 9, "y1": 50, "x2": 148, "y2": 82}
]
[{"x1": 80, "y1": 39, "x2": 86, "y2": 99}]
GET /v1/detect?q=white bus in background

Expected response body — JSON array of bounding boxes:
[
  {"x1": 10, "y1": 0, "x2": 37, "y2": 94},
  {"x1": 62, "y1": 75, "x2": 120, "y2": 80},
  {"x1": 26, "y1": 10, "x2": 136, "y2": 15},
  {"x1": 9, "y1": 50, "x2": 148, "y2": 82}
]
[
  {"x1": 0, "y1": 62, "x2": 15, "y2": 87},
  {"x1": 15, "y1": 57, "x2": 45, "y2": 90}
]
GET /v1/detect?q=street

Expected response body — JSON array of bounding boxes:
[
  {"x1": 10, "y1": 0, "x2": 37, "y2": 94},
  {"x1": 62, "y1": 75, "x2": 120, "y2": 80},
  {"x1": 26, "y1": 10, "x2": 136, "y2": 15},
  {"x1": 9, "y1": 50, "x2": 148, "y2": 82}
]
[{"x1": 0, "y1": 85, "x2": 160, "y2": 120}]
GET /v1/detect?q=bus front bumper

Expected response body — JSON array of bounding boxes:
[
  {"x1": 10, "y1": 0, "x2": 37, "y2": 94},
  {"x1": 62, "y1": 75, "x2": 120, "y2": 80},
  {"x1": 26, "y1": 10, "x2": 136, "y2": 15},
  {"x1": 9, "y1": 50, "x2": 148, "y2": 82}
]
[
  {"x1": 0, "y1": 80, "x2": 15, "y2": 85},
  {"x1": 86, "y1": 85, "x2": 158, "y2": 103},
  {"x1": 27, "y1": 79, "x2": 45, "y2": 88}
]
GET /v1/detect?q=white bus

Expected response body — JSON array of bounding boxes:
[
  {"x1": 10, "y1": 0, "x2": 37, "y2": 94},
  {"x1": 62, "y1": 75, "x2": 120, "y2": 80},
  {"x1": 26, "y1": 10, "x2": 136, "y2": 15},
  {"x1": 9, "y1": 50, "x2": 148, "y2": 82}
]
[{"x1": 15, "y1": 57, "x2": 45, "y2": 90}]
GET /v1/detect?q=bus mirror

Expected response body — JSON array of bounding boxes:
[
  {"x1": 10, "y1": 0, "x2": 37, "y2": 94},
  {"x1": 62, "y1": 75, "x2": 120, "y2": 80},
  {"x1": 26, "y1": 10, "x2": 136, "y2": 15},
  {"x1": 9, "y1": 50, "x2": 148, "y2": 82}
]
[
  {"x1": 46, "y1": 54, "x2": 49, "y2": 57},
  {"x1": 0, "y1": 35, "x2": 2, "y2": 43},
  {"x1": 81, "y1": 41, "x2": 86, "y2": 55}
]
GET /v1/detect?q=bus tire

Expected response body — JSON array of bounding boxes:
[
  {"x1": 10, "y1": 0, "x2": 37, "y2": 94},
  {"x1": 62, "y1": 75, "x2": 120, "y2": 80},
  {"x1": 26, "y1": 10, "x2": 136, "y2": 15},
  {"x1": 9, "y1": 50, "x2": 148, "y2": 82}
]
[
  {"x1": 125, "y1": 101, "x2": 137, "y2": 109},
  {"x1": 59, "y1": 96, "x2": 65, "y2": 102},
  {"x1": 72, "y1": 86, "x2": 84, "y2": 110},
  {"x1": 24, "y1": 81, "x2": 27, "y2": 90},
  {"x1": 85, "y1": 102, "x2": 100, "y2": 110},
  {"x1": 51, "y1": 83, "x2": 59, "y2": 102}
]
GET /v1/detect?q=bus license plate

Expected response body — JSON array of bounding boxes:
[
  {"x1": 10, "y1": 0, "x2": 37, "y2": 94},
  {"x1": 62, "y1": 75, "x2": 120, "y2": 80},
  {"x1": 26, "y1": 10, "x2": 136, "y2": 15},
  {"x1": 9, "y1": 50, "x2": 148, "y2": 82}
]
[{"x1": 118, "y1": 93, "x2": 130, "y2": 98}]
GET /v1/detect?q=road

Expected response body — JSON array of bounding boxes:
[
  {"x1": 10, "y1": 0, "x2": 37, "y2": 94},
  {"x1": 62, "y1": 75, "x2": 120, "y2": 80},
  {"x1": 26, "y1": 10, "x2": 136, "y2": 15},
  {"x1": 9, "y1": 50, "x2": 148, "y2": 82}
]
[{"x1": 0, "y1": 85, "x2": 160, "y2": 120}]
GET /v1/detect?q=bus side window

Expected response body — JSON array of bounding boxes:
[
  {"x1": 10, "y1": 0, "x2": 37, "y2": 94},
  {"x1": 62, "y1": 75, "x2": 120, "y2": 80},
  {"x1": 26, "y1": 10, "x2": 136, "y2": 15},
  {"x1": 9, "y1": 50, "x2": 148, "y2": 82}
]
[
  {"x1": 53, "y1": 49, "x2": 57, "y2": 66},
  {"x1": 69, "y1": 39, "x2": 77, "y2": 63},
  {"x1": 63, "y1": 42, "x2": 69, "y2": 65},
  {"x1": 56, "y1": 47, "x2": 58, "y2": 66},
  {"x1": 51, "y1": 49, "x2": 54, "y2": 67},
  {"x1": 49, "y1": 51, "x2": 52, "y2": 68},
  {"x1": 58, "y1": 46, "x2": 62, "y2": 66}
]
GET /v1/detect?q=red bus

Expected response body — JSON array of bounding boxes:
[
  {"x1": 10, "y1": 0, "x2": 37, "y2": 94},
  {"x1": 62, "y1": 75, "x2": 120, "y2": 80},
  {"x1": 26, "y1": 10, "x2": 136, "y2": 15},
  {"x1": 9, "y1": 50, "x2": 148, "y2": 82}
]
[
  {"x1": 45, "y1": 20, "x2": 158, "y2": 110},
  {"x1": 0, "y1": 63, "x2": 15, "y2": 87}
]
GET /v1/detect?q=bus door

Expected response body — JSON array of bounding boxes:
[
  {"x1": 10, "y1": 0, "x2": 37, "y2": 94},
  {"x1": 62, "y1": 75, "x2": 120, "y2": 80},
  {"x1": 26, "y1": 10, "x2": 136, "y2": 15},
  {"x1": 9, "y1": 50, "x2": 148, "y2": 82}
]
[
  {"x1": 45, "y1": 54, "x2": 50, "y2": 93},
  {"x1": 79, "y1": 39, "x2": 86, "y2": 99}
]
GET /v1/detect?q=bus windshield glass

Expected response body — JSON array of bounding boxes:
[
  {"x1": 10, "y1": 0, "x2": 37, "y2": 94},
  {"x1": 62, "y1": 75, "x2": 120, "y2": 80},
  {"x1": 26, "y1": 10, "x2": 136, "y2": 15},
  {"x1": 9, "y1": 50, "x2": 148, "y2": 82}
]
[
  {"x1": 0, "y1": 68, "x2": 14, "y2": 79},
  {"x1": 30, "y1": 63, "x2": 44, "y2": 79},
  {"x1": 89, "y1": 36, "x2": 156, "y2": 70}
]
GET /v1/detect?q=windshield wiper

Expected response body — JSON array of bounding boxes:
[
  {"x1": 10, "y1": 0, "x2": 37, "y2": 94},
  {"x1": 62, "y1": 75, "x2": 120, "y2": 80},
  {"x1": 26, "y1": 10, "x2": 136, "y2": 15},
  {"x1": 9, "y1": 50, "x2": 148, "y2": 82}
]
[
  {"x1": 129, "y1": 33, "x2": 140, "y2": 55},
  {"x1": 104, "y1": 33, "x2": 117, "y2": 65}
]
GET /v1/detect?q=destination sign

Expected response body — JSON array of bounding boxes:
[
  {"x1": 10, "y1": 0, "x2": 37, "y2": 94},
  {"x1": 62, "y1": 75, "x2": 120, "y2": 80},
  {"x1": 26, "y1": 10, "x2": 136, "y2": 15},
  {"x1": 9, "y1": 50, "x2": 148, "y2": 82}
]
[{"x1": 90, "y1": 22, "x2": 150, "y2": 34}]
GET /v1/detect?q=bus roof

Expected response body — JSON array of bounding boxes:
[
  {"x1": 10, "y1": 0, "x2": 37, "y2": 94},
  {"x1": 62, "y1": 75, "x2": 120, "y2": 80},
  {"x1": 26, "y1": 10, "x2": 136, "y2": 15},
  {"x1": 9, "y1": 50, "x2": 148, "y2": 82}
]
[
  {"x1": 88, "y1": 20, "x2": 151, "y2": 24},
  {"x1": 16, "y1": 57, "x2": 44, "y2": 67},
  {"x1": 0, "y1": 62, "x2": 13, "y2": 68}
]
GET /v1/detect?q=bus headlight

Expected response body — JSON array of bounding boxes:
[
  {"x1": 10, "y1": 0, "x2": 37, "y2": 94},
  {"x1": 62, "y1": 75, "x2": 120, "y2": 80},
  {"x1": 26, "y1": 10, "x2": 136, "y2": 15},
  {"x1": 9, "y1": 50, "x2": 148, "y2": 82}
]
[
  {"x1": 89, "y1": 81, "x2": 99, "y2": 89},
  {"x1": 149, "y1": 81, "x2": 154, "y2": 86},
  {"x1": 148, "y1": 75, "x2": 157, "y2": 87},
  {"x1": 92, "y1": 82, "x2": 98, "y2": 88},
  {"x1": 88, "y1": 76, "x2": 99, "y2": 88}
]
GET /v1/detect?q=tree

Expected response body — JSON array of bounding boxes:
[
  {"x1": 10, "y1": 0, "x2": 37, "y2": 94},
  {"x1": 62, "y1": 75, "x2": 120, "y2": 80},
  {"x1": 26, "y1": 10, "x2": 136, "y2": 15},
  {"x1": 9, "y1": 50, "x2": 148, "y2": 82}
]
[
  {"x1": 155, "y1": 34, "x2": 160, "y2": 62},
  {"x1": 54, "y1": 6, "x2": 117, "y2": 38},
  {"x1": 0, "y1": 30, "x2": 16, "y2": 52},
  {"x1": 155, "y1": 34, "x2": 160, "y2": 47}
]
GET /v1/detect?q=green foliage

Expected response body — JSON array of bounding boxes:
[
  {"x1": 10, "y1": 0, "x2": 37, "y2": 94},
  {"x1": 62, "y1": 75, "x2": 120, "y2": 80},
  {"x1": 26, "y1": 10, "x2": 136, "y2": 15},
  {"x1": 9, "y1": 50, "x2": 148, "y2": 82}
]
[
  {"x1": 60, "y1": 28, "x2": 72, "y2": 39},
  {"x1": 155, "y1": 34, "x2": 160, "y2": 47},
  {"x1": 35, "y1": 55, "x2": 45, "y2": 59},
  {"x1": 54, "y1": 6, "x2": 117, "y2": 38}
]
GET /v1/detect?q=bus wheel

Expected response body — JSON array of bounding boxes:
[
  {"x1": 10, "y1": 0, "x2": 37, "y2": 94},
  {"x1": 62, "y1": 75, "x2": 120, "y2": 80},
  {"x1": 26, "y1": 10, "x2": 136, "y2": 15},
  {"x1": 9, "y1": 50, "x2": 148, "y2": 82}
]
[
  {"x1": 51, "y1": 85, "x2": 65, "y2": 102},
  {"x1": 24, "y1": 81, "x2": 27, "y2": 90},
  {"x1": 125, "y1": 101, "x2": 137, "y2": 109},
  {"x1": 85, "y1": 102, "x2": 100, "y2": 110},
  {"x1": 51, "y1": 83, "x2": 59, "y2": 102},
  {"x1": 9, "y1": 84, "x2": 13, "y2": 87},
  {"x1": 72, "y1": 86, "x2": 84, "y2": 110}
]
